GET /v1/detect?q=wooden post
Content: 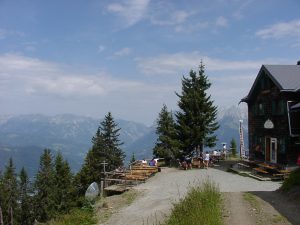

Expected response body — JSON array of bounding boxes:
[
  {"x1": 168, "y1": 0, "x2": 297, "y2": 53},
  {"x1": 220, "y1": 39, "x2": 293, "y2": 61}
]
[
  {"x1": 100, "y1": 180, "x2": 104, "y2": 197},
  {"x1": 100, "y1": 161, "x2": 108, "y2": 188}
]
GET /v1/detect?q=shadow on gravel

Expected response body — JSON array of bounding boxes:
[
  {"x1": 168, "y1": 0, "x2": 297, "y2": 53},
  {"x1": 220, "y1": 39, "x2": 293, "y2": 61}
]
[{"x1": 250, "y1": 190, "x2": 300, "y2": 225}]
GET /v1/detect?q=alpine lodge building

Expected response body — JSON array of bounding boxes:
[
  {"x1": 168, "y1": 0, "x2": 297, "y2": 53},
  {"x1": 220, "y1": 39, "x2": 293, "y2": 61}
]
[{"x1": 241, "y1": 61, "x2": 300, "y2": 166}]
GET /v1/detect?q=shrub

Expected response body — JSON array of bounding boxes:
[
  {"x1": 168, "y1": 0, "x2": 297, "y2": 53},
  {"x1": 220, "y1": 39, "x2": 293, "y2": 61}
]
[
  {"x1": 280, "y1": 168, "x2": 300, "y2": 191},
  {"x1": 163, "y1": 179, "x2": 222, "y2": 225}
]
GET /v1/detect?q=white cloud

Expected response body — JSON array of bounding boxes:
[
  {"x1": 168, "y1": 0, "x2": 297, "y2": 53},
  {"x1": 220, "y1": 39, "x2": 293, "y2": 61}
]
[
  {"x1": 256, "y1": 20, "x2": 300, "y2": 40},
  {"x1": 0, "y1": 28, "x2": 24, "y2": 40},
  {"x1": 216, "y1": 16, "x2": 228, "y2": 27},
  {"x1": 233, "y1": 0, "x2": 254, "y2": 20},
  {"x1": 150, "y1": 10, "x2": 190, "y2": 26},
  {"x1": 137, "y1": 52, "x2": 267, "y2": 75},
  {"x1": 0, "y1": 53, "x2": 178, "y2": 124},
  {"x1": 0, "y1": 53, "x2": 140, "y2": 98},
  {"x1": 98, "y1": 45, "x2": 105, "y2": 53},
  {"x1": 107, "y1": 0, "x2": 150, "y2": 27},
  {"x1": 113, "y1": 47, "x2": 132, "y2": 57}
]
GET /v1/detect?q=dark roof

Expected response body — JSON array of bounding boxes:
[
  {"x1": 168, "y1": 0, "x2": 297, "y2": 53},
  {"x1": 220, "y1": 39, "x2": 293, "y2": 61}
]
[
  {"x1": 264, "y1": 65, "x2": 300, "y2": 91},
  {"x1": 241, "y1": 64, "x2": 300, "y2": 102}
]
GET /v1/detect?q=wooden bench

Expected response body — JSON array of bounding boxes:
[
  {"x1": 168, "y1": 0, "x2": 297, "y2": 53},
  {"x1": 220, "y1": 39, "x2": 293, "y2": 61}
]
[{"x1": 253, "y1": 167, "x2": 268, "y2": 174}]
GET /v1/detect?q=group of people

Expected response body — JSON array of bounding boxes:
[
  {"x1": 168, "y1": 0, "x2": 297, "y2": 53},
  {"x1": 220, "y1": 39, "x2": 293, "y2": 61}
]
[
  {"x1": 179, "y1": 151, "x2": 211, "y2": 170},
  {"x1": 141, "y1": 158, "x2": 158, "y2": 167}
]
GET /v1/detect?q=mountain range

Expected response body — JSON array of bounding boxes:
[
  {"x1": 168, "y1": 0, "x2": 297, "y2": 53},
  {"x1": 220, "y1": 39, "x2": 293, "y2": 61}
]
[{"x1": 0, "y1": 105, "x2": 248, "y2": 176}]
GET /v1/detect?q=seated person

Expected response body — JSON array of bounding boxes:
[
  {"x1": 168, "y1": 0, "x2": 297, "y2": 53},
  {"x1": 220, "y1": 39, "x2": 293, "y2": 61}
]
[{"x1": 141, "y1": 158, "x2": 147, "y2": 166}]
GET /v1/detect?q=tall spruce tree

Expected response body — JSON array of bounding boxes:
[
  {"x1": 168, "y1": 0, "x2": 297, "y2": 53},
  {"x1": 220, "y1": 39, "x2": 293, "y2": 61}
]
[
  {"x1": 153, "y1": 104, "x2": 180, "y2": 165},
  {"x1": 34, "y1": 149, "x2": 55, "y2": 222},
  {"x1": 19, "y1": 167, "x2": 34, "y2": 225},
  {"x1": 176, "y1": 62, "x2": 219, "y2": 156},
  {"x1": 53, "y1": 152, "x2": 74, "y2": 213},
  {"x1": 1, "y1": 158, "x2": 19, "y2": 225},
  {"x1": 92, "y1": 112, "x2": 125, "y2": 171},
  {"x1": 75, "y1": 112, "x2": 125, "y2": 195}
]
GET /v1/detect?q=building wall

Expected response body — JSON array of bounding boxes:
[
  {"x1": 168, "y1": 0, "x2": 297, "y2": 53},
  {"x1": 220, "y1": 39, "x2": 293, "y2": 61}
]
[{"x1": 247, "y1": 72, "x2": 300, "y2": 165}]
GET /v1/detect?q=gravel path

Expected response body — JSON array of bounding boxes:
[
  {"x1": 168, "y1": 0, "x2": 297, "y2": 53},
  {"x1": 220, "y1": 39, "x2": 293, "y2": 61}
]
[{"x1": 100, "y1": 167, "x2": 281, "y2": 225}]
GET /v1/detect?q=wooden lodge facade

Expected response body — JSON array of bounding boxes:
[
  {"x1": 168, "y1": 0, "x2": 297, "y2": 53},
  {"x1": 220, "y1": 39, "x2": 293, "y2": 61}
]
[{"x1": 241, "y1": 62, "x2": 300, "y2": 166}]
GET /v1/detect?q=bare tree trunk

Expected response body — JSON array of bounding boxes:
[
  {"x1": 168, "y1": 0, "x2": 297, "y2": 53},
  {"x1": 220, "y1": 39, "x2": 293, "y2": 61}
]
[
  {"x1": 0, "y1": 206, "x2": 3, "y2": 225},
  {"x1": 9, "y1": 206, "x2": 13, "y2": 225}
]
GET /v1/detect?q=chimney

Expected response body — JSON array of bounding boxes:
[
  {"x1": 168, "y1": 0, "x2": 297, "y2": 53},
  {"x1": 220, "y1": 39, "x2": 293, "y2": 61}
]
[{"x1": 297, "y1": 60, "x2": 300, "y2": 65}]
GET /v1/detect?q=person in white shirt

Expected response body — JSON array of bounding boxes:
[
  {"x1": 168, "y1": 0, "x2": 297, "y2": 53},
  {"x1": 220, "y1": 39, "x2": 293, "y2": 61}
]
[{"x1": 204, "y1": 152, "x2": 210, "y2": 169}]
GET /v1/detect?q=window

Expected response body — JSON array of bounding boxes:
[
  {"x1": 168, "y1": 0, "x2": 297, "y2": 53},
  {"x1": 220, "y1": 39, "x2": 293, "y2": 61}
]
[
  {"x1": 272, "y1": 100, "x2": 285, "y2": 115},
  {"x1": 258, "y1": 102, "x2": 265, "y2": 115},
  {"x1": 278, "y1": 138, "x2": 286, "y2": 153}
]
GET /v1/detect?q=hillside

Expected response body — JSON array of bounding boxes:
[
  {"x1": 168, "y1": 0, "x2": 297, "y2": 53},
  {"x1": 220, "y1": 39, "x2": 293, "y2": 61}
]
[{"x1": 0, "y1": 105, "x2": 248, "y2": 176}]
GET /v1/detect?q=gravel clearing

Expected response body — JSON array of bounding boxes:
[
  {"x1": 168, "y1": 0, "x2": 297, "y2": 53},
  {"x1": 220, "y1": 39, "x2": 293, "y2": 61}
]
[{"x1": 100, "y1": 167, "x2": 281, "y2": 225}]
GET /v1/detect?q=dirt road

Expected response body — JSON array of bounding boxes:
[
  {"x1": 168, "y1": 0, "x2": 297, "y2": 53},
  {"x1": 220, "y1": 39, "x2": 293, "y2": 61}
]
[{"x1": 99, "y1": 167, "x2": 299, "y2": 225}]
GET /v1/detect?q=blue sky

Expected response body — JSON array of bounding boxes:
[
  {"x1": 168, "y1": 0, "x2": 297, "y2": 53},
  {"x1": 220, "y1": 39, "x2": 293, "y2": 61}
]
[{"x1": 1, "y1": 0, "x2": 300, "y2": 125}]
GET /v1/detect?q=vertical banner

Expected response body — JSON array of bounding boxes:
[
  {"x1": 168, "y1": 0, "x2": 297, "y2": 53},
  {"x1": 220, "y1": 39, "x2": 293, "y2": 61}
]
[{"x1": 239, "y1": 120, "x2": 244, "y2": 158}]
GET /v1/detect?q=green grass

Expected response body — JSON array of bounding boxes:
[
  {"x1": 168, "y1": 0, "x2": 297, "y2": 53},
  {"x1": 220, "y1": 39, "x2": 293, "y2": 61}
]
[
  {"x1": 162, "y1": 179, "x2": 223, "y2": 225},
  {"x1": 280, "y1": 168, "x2": 300, "y2": 191},
  {"x1": 47, "y1": 208, "x2": 96, "y2": 225}
]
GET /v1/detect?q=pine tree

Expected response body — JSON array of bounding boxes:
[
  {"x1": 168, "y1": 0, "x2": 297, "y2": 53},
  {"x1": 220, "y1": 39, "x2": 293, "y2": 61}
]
[
  {"x1": 130, "y1": 152, "x2": 136, "y2": 164},
  {"x1": 92, "y1": 112, "x2": 125, "y2": 171},
  {"x1": 153, "y1": 104, "x2": 180, "y2": 165},
  {"x1": 34, "y1": 149, "x2": 55, "y2": 222},
  {"x1": 19, "y1": 167, "x2": 34, "y2": 225},
  {"x1": 230, "y1": 138, "x2": 237, "y2": 158},
  {"x1": 1, "y1": 158, "x2": 19, "y2": 225},
  {"x1": 53, "y1": 152, "x2": 74, "y2": 213},
  {"x1": 176, "y1": 62, "x2": 219, "y2": 156},
  {"x1": 74, "y1": 148, "x2": 99, "y2": 196},
  {"x1": 75, "y1": 112, "x2": 125, "y2": 196}
]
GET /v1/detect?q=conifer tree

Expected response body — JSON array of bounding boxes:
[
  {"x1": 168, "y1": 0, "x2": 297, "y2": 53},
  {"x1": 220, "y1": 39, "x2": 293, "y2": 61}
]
[
  {"x1": 92, "y1": 112, "x2": 125, "y2": 172},
  {"x1": 176, "y1": 62, "x2": 219, "y2": 156},
  {"x1": 76, "y1": 112, "x2": 125, "y2": 196},
  {"x1": 130, "y1": 152, "x2": 136, "y2": 164},
  {"x1": 53, "y1": 152, "x2": 73, "y2": 213},
  {"x1": 1, "y1": 158, "x2": 19, "y2": 225},
  {"x1": 34, "y1": 149, "x2": 55, "y2": 222},
  {"x1": 153, "y1": 104, "x2": 180, "y2": 165},
  {"x1": 19, "y1": 167, "x2": 34, "y2": 225},
  {"x1": 74, "y1": 148, "x2": 99, "y2": 196},
  {"x1": 230, "y1": 138, "x2": 237, "y2": 158}
]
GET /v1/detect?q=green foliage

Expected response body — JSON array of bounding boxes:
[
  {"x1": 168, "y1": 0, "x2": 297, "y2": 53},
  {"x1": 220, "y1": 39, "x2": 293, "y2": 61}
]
[
  {"x1": 153, "y1": 104, "x2": 180, "y2": 165},
  {"x1": 47, "y1": 208, "x2": 96, "y2": 225},
  {"x1": 280, "y1": 168, "x2": 300, "y2": 191},
  {"x1": 19, "y1": 167, "x2": 35, "y2": 225},
  {"x1": 176, "y1": 62, "x2": 219, "y2": 156},
  {"x1": 34, "y1": 149, "x2": 56, "y2": 222},
  {"x1": 163, "y1": 179, "x2": 222, "y2": 225},
  {"x1": 230, "y1": 138, "x2": 237, "y2": 158},
  {"x1": 53, "y1": 152, "x2": 74, "y2": 213},
  {"x1": 1, "y1": 158, "x2": 19, "y2": 225},
  {"x1": 130, "y1": 152, "x2": 136, "y2": 164},
  {"x1": 75, "y1": 112, "x2": 125, "y2": 196}
]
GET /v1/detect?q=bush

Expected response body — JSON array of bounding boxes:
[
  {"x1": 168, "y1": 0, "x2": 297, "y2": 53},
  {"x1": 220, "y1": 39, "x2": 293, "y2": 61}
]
[
  {"x1": 281, "y1": 168, "x2": 300, "y2": 191},
  {"x1": 163, "y1": 179, "x2": 222, "y2": 225},
  {"x1": 47, "y1": 208, "x2": 96, "y2": 225}
]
